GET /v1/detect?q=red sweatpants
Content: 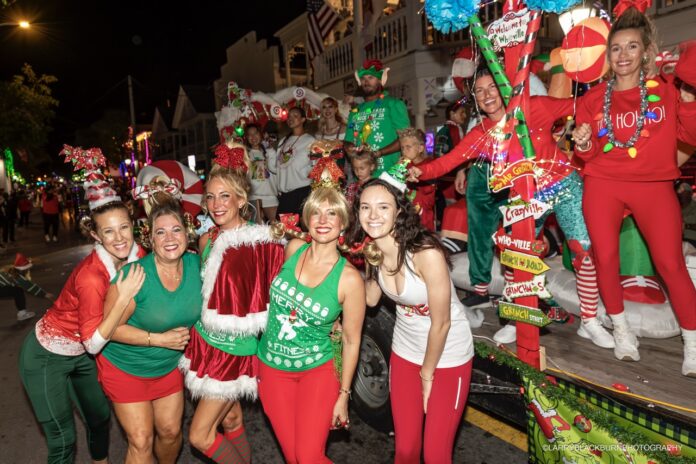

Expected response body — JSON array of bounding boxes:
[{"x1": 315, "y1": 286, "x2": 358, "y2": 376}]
[
  {"x1": 258, "y1": 360, "x2": 339, "y2": 464},
  {"x1": 390, "y1": 353, "x2": 473, "y2": 464},
  {"x1": 583, "y1": 176, "x2": 696, "y2": 329}
]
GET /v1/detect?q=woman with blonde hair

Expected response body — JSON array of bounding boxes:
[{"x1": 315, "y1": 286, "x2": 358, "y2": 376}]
[
  {"x1": 181, "y1": 143, "x2": 286, "y2": 463},
  {"x1": 257, "y1": 161, "x2": 365, "y2": 463}
]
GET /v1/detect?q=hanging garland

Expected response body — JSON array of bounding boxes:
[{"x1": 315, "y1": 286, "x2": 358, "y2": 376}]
[{"x1": 474, "y1": 341, "x2": 694, "y2": 464}]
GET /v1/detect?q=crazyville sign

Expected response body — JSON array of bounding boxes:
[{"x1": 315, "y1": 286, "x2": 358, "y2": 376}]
[{"x1": 499, "y1": 198, "x2": 551, "y2": 227}]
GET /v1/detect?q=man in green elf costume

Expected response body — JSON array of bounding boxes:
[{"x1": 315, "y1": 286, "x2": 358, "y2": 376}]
[{"x1": 344, "y1": 59, "x2": 410, "y2": 177}]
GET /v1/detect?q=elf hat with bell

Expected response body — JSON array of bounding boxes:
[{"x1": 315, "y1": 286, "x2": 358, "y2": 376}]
[{"x1": 14, "y1": 253, "x2": 32, "y2": 271}]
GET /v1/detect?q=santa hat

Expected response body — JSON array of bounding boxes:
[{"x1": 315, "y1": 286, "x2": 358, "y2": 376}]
[
  {"x1": 60, "y1": 145, "x2": 121, "y2": 210},
  {"x1": 452, "y1": 47, "x2": 476, "y2": 93},
  {"x1": 14, "y1": 253, "x2": 32, "y2": 271}
]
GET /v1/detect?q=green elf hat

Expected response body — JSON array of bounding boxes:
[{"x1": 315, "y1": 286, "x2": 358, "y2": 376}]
[
  {"x1": 379, "y1": 158, "x2": 411, "y2": 193},
  {"x1": 355, "y1": 59, "x2": 390, "y2": 86}
]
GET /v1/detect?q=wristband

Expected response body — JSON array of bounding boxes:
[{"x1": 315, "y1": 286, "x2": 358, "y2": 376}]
[{"x1": 147, "y1": 332, "x2": 151, "y2": 347}]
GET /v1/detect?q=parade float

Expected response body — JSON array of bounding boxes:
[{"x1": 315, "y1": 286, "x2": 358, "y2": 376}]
[
  {"x1": 210, "y1": 35, "x2": 696, "y2": 460},
  {"x1": 401, "y1": 1, "x2": 696, "y2": 463}
]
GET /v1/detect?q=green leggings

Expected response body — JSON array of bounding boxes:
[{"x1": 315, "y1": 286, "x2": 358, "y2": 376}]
[{"x1": 19, "y1": 331, "x2": 110, "y2": 464}]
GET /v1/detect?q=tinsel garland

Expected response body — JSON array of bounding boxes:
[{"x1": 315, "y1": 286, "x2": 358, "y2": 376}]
[
  {"x1": 424, "y1": 0, "x2": 481, "y2": 33},
  {"x1": 474, "y1": 341, "x2": 695, "y2": 464}
]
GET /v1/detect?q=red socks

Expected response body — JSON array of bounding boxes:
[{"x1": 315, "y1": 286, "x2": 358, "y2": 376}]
[
  {"x1": 204, "y1": 432, "x2": 248, "y2": 464},
  {"x1": 224, "y1": 426, "x2": 251, "y2": 464}
]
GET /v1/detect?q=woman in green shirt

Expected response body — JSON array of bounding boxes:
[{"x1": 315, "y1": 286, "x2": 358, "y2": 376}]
[
  {"x1": 258, "y1": 186, "x2": 366, "y2": 463},
  {"x1": 97, "y1": 197, "x2": 201, "y2": 464}
]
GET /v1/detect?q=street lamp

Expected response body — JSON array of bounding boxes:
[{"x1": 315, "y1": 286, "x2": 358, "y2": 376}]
[{"x1": 0, "y1": 20, "x2": 31, "y2": 29}]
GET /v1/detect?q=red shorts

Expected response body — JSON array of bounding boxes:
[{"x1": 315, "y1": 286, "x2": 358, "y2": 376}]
[{"x1": 96, "y1": 355, "x2": 183, "y2": 403}]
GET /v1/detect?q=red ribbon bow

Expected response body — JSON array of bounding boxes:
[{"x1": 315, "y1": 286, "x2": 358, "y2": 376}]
[
  {"x1": 131, "y1": 179, "x2": 182, "y2": 200},
  {"x1": 280, "y1": 213, "x2": 302, "y2": 233},
  {"x1": 613, "y1": 0, "x2": 652, "y2": 17},
  {"x1": 213, "y1": 145, "x2": 248, "y2": 172},
  {"x1": 567, "y1": 239, "x2": 592, "y2": 271},
  {"x1": 349, "y1": 236, "x2": 372, "y2": 254},
  {"x1": 60, "y1": 144, "x2": 106, "y2": 171},
  {"x1": 308, "y1": 146, "x2": 345, "y2": 185}
]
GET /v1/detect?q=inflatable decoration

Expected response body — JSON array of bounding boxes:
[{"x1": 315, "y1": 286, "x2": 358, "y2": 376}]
[
  {"x1": 560, "y1": 17, "x2": 611, "y2": 83},
  {"x1": 134, "y1": 160, "x2": 204, "y2": 217}
]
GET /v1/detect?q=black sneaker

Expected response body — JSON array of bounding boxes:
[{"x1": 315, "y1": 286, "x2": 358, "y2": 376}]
[{"x1": 461, "y1": 293, "x2": 491, "y2": 309}]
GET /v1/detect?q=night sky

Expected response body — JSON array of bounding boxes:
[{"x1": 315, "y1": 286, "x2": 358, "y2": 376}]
[{"x1": 0, "y1": 0, "x2": 306, "y2": 159}]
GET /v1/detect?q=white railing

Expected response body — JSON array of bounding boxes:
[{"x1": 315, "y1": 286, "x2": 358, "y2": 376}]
[
  {"x1": 365, "y1": 7, "x2": 410, "y2": 62},
  {"x1": 313, "y1": 34, "x2": 354, "y2": 88}
]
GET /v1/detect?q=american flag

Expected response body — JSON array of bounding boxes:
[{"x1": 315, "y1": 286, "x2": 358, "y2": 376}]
[{"x1": 306, "y1": 0, "x2": 340, "y2": 63}]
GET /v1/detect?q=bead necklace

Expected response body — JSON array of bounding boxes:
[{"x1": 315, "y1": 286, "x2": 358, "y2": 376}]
[
  {"x1": 349, "y1": 93, "x2": 384, "y2": 147},
  {"x1": 598, "y1": 70, "x2": 661, "y2": 158}
]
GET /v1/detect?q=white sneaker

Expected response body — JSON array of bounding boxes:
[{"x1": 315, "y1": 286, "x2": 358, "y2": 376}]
[
  {"x1": 612, "y1": 326, "x2": 640, "y2": 361},
  {"x1": 577, "y1": 318, "x2": 615, "y2": 349},
  {"x1": 44, "y1": 234, "x2": 50, "y2": 243},
  {"x1": 52, "y1": 236, "x2": 58, "y2": 242},
  {"x1": 493, "y1": 323, "x2": 517, "y2": 344},
  {"x1": 17, "y1": 309, "x2": 35, "y2": 321},
  {"x1": 682, "y1": 329, "x2": 696, "y2": 377}
]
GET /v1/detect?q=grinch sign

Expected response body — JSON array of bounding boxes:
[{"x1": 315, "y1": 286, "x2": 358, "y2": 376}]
[
  {"x1": 490, "y1": 159, "x2": 536, "y2": 193},
  {"x1": 500, "y1": 250, "x2": 550, "y2": 275},
  {"x1": 503, "y1": 275, "x2": 552, "y2": 301},
  {"x1": 500, "y1": 199, "x2": 551, "y2": 227},
  {"x1": 498, "y1": 301, "x2": 551, "y2": 327},
  {"x1": 487, "y1": 9, "x2": 531, "y2": 52}
]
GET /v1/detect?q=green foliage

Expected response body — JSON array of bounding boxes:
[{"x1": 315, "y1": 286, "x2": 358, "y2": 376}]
[
  {"x1": 0, "y1": 63, "x2": 59, "y2": 154},
  {"x1": 75, "y1": 109, "x2": 129, "y2": 164}
]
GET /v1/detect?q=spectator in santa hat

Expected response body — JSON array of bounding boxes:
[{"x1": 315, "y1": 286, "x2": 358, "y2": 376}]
[{"x1": 0, "y1": 253, "x2": 53, "y2": 321}]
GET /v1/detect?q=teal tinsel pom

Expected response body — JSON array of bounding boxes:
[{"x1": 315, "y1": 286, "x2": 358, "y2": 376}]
[{"x1": 424, "y1": 0, "x2": 481, "y2": 33}]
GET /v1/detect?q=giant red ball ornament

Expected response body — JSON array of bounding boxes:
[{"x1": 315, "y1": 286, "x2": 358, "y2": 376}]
[{"x1": 560, "y1": 17, "x2": 611, "y2": 84}]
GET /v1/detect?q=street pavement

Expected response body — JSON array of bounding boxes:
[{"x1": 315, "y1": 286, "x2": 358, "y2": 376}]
[{"x1": 0, "y1": 209, "x2": 526, "y2": 463}]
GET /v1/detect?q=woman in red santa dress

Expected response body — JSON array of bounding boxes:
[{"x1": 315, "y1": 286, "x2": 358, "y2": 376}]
[
  {"x1": 19, "y1": 145, "x2": 147, "y2": 463},
  {"x1": 572, "y1": 2, "x2": 696, "y2": 375},
  {"x1": 180, "y1": 142, "x2": 285, "y2": 464}
]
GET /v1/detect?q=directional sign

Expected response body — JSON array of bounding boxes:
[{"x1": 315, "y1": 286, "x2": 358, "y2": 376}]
[
  {"x1": 492, "y1": 227, "x2": 546, "y2": 255},
  {"x1": 503, "y1": 275, "x2": 552, "y2": 301},
  {"x1": 499, "y1": 199, "x2": 551, "y2": 227},
  {"x1": 500, "y1": 250, "x2": 550, "y2": 275},
  {"x1": 498, "y1": 301, "x2": 551, "y2": 327},
  {"x1": 489, "y1": 159, "x2": 536, "y2": 192}
]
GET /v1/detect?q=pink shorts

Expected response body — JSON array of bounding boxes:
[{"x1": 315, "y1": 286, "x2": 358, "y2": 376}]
[{"x1": 97, "y1": 355, "x2": 183, "y2": 403}]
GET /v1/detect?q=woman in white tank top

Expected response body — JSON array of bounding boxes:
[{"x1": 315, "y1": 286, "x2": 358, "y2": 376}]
[{"x1": 348, "y1": 175, "x2": 474, "y2": 464}]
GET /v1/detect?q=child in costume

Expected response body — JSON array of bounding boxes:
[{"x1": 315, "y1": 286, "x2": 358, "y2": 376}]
[
  {"x1": 572, "y1": 4, "x2": 696, "y2": 374},
  {"x1": 181, "y1": 142, "x2": 286, "y2": 464},
  {"x1": 349, "y1": 161, "x2": 474, "y2": 463},
  {"x1": 1, "y1": 253, "x2": 52, "y2": 321},
  {"x1": 258, "y1": 145, "x2": 366, "y2": 463},
  {"x1": 245, "y1": 123, "x2": 278, "y2": 223},
  {"x1": 345, "y1": 150, "x2": 376, "y2": 204},
  {"x1": 19, "y1": 145, "x2": 146, "y2": 463},
  {"x1": 400, "y1": 128, "x2": 437, "y2": 231}
]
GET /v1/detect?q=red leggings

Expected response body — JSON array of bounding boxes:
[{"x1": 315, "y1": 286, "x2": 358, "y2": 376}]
[
  {"x1": 583, "y1": 177, "x2": 696, "y2": 330},
  {"x1": 390, "y1": 353, "x2": 473, "y2": 464},
  {"x1": 258, "y1": 360, "x2": 339, "y2": 464}
]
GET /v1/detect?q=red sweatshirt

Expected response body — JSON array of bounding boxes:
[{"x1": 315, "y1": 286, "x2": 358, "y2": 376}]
[
  {"x1": 574, "y1": 58, "x2": 696, "y2": 181},
  {"x1": 419, "y1": 97, "x2": 575, "y2": 191},
  {"x1": 409, "y1": 158, "x2": 437, "y2": 231}
]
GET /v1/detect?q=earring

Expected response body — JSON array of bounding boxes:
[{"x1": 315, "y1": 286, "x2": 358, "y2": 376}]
[
  {"x1": 338, "y1": 231, "x2": 346, "y2": 246},
  {"x1": 642, "y1": 55, "x2": 648, "y2": 65}
]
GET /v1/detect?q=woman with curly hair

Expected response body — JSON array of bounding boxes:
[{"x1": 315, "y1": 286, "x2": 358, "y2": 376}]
[{"x1": 348, "y1": 173, "x2": 474, "y2": 464}]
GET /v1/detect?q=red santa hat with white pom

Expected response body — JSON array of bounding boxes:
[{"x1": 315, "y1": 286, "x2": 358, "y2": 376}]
[{"x1": 60, "y1": 145, "x2": 121, "y2": 210}]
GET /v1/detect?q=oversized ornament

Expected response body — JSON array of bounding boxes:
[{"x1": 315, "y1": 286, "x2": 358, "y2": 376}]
[
  {"x1": 560, "y1": 17, "x2": 611, "y2": 83},
  {"x1": 573, "y1": 415, "x2": 592, "y2": 433},
  {"x1": 546, "y1": 47, "x2": 573, "y2": 98},
  {"x1": 134, "y1": 160, "x2": 204, "y2": 217}
]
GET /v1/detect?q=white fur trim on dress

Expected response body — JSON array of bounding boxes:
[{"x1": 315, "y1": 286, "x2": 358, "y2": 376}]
[
  {"x1": 179, "y1": 355, "x2": 258, "y2": 402},
  {"x1": 200, "y1": 224, "x2": 282, "y2": 336},
  {"x1": 94, "y1": 242, "x2": 142, "y2": 280}
]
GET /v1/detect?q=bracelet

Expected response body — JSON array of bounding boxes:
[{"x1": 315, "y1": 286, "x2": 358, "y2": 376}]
[
  {"x1": 339, "y1": 387, "x2": 352, "y2": 397},
  {"x1": 419, "y1": 371, "x2": 434, "y2": 382},
  {"x1": 147, "y1": 332, "x2": 151, "y2": 347}
]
